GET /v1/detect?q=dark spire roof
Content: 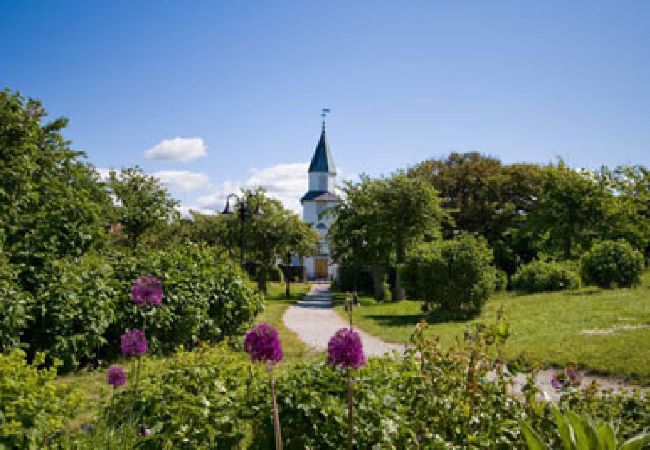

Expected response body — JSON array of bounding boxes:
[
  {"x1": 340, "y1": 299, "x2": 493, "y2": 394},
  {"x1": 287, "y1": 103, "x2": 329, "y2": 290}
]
[{"x1": 308, "y1": 124, "x2": 336, "y2": 174}]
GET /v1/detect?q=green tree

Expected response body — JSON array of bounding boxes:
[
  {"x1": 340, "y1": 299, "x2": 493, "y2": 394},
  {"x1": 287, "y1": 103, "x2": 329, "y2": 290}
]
[
  {"x1": 0, "y1": 89, "x2": 111, "y2": 288},
  {"x1": 528, "y1": 163, "x2": 613, "y2": 259},
  {"x1": 108, "y1": 167, "x2": 179, "y2": 248},
  {"x1": 225, "y1": 189, "x2": 319, "y2": 293},
  {"x1": 330, "y1": 174, "x2": 445, "y2": 300}
]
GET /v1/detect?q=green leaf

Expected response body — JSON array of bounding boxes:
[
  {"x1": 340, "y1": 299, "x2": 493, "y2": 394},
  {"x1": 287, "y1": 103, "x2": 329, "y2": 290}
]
[
  {"x1": 620, "y1": 433, "x2": 650, "y2": 450},
  {"x1": 519, "y1": 420, "x2": 548, "y2": 450}
]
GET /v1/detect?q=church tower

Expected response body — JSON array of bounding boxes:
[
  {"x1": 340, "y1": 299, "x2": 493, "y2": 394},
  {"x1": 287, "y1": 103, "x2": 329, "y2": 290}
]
[{"x1": 301, "y1": 114, "x2": 340, "y2": 279}]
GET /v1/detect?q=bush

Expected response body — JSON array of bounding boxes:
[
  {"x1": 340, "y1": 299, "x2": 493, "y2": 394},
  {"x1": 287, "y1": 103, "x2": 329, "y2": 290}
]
[
  {"x1": 0, "y1": 255, "x2": 32, "y2": 351},
  {"x1": 110, "y1": 343, "x2": 266, "y2": 448},
  {"x1": 336, "y1": 265, "x2": 375, "y2": 295},
  {"x1": 512, "y1": 260, "x2": 580, "y2": 293},
  {"x1": 33, "y1": 254, "x2": 118, "y2": 370},
  {"x1": 401, "y1": 234, "x2": 497, "y2": 316},
  {"x1": 580, "y1": 240, "x2": 644, "y2": 288},
  {"x1": 0, "y1": 350, "x2": 84, "y2": 448},
  {"x1": 28, "y1": 245, "x2": 263, "y2": 369},
  {"x1": 495, "y1": 269, "x2": 508, "y2": 292}
]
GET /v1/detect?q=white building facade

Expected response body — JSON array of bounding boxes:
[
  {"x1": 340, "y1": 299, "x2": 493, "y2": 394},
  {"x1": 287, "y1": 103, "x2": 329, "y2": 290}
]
[{"x1": 301, "y1": 124, "x2": 340, "y2": 279}]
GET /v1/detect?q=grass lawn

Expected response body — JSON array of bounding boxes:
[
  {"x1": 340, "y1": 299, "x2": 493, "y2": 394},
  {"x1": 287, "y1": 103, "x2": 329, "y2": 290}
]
[{"x1": 334, "y1": 273, "x2": 650, "y2": 384}]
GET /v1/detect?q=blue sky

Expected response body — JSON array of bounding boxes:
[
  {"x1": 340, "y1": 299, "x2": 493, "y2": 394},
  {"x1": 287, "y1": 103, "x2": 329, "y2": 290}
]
[{"x1": 2, "y1": 1, "x2": 649, "y2": 213}]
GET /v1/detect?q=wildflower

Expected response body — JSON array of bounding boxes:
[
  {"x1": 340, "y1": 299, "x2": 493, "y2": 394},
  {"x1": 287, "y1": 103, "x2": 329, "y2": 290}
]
[
  {"x1": 106, "y1": 365, "x2": 127, "y2": 387},
  {"x1": 550, "y1": 367, "x2": 582, "y2": 390},
  {"x1": 244, "y1": 323, "x2": 283, "y2": 364},
  {"x1": 131, "y1": 275, "x2": 163, "y2": 306},
  {"x1": 327, "y1": 328, "x2": 366, "y2": 369},
  {"x1": 120, "y1": 329, "x2": 148, "y2": 357}
]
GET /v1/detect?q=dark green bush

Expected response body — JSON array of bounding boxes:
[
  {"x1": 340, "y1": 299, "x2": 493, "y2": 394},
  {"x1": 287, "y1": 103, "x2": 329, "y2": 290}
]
[
  {"x1": 109, "y1": 343, "x2": 266, "y2": 448},
  {"x1": 0, "y1": 350, "x2": 84, "y2": 448},
  {"x1": 401, "y1": 234, "x2": 497, "y2": 316},
  {"x1": 33, "y1": 254, "x2": 118, "y2": 370},
  {"x1": 336, "y1": 265, "x2": 375, "y2": 295},
  {"x1": 0, "y1": 255, "x2": 32, "y2": 351},
  {"x1": 29, "y1": 245, "x2": 262, "y2": 369},
  {"x1": 580, "y1": 240, "x2": 644, "y2": 288},
  {"x1": 512, "y1": 260, "x2": 580, "y2": 293}
]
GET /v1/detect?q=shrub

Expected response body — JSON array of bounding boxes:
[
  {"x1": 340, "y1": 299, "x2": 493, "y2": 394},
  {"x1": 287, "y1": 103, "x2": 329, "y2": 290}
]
[
  {"x1": 580, "y1": 240, "x2": 644, "y2": 288},
  {"x1": 110, "y1": 344, "x2": 267, "y2": 448},
  {"x1": 336, "y1": 265, "x2": 375, "y2": 295},
  {"x1": 33, "y1": 254, "x2": 118, "y2": 370},
  {"x1": 0, "y1": 350, "x2": 84, "y2": 448},
  {"x1": 401, "y1": 234, "x2": 497, "y2": 316},
  {"x1": 495, "y1": 269, "x2": 508, "y2": 292},
  {"x1": 512, "y1": 260, "x2": 580, "y2": 293},
  {"x1": 0, "y1": 255, "x2": 32, "y2": 351}
]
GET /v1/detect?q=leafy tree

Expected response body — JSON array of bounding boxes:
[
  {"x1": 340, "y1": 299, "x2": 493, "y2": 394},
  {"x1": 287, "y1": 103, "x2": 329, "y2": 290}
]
[
  {"x1": 224, "y1": 189, "x2": 319, "y2": 293},
  {"x1": 408, "y1": 153, "x2": 544, "y2": 280},
  {"x1": 108, "y1": 167, "x2": 179, "y2": 248},
  {"x1": 527, "y1": 163, "x2": 614, "y2": 259},
  {"x1": 0, "y1": 89, "x2": 111, "y2": 287},
  {"x1": 330, "y1": 174, "x2": 445, "y2": 300},
  {"x1": 580, "y1": 240, "x2": 644, "y2": 288}
]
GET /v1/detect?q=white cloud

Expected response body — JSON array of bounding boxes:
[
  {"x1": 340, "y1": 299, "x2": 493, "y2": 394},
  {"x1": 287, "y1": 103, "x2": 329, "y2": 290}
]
[
  {"x1": 145, "y1": 137, "x2": 207, "y2": 162},
  {"x1": 153, "y1": 170, "x2": 210, "y2": 192},
  {"x1": 196, "y1": 163, "x2": 309, "y2": 214},
  {"x1": 176, "y1": 206, "x2": 216, "y2": 219}
]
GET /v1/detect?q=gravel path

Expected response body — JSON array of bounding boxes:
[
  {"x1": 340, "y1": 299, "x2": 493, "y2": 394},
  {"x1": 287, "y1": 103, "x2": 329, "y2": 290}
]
[
  {"x1": 283, "y1": 283, "x2": 647, "y2": 401},
  {"x1": 283, "y1": 283, "x2": 403, "y2": 356}
]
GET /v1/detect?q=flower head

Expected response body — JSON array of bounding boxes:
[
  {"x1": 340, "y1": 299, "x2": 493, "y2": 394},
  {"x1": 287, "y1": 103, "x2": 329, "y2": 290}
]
[
  {"x1": 244, "y1": 323, "x2": 283, "y2": 364},
  {"x1": 131, "y1": 275, "x2": 163, "y2": 306},
  {"x1": 327, "y1": 328, "x2": 366, "y2": 369},
  {"x1": 107, "y1": 365, "x2": 126, "y2": 387},
  {"x1": 550, "y1": 367, "x2": 582, "y2": 390},
  {"x1": 120, "y1": 329, "x2": 148, "y2": 357}
]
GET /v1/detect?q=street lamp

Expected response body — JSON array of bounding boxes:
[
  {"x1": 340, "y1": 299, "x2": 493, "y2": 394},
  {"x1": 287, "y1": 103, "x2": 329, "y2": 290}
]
[{"x1": 221, "y1": 193, "x2": 262, "y2": 266}]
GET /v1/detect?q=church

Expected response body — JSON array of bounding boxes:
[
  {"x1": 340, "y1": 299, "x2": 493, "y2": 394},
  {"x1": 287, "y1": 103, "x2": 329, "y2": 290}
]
[{"x1": 300, "y1": 121, "x2": 340, "y2": 279}]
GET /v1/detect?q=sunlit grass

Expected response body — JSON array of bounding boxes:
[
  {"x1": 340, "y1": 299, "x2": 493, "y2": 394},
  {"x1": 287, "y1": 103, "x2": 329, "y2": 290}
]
[{"x1": 334, "y1": 272, "x2": 650, "y2": 384}]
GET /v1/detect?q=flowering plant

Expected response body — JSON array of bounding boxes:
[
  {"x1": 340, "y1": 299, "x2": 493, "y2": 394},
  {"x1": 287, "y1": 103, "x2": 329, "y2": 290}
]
[
  {"x1": 550, "y1": 367, "x2": 582, "y2": 390},
  {"x1": 131, "y1": 275, "x2": 163, "y2": 306},
  {"x1": 107, "y1": 365, "x2": 127, "y2": 388},
  {"x1": 327, "y1": 328, "x2": 366, "y2": 369},
  {"x1": 120, "y1": 329, "x2": 148, "y2": 357},
  {"x1": 244, "y1": 323, "x2": 284, "y2": 364}
]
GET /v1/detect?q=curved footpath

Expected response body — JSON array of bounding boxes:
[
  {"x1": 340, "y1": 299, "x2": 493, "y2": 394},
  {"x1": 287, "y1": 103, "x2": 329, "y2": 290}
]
[{"x1": 283, "y1": 283, "x2": 646, "y2": 402}]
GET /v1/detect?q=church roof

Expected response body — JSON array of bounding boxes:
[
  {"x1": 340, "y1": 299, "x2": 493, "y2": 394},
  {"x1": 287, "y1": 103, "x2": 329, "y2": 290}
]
[
  {"x1": 300, "y1": 190, "x2": 340, "y2": 203},
  {"x1": 308, "y1": 126, "x2": 336, "y2": 174}
]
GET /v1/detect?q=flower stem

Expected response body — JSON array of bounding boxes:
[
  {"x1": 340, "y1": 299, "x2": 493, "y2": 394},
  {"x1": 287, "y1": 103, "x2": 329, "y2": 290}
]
[
  {"x1": 347, "y1": 369, "x2": 354, "y2": 450},
  {"x1": 269, "y1": 366, "x2": 283, "y2": 450}
]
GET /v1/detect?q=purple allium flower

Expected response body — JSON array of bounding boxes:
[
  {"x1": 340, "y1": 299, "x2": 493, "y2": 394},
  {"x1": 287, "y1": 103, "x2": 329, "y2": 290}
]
[
  {"x1": 550, "y1": 368, "x2": 582, "y2": 390},
  {"x1": 120, "y1": 329, "x2": 148, "y2": 357},
  {"x1": 327, "y1": 328, "x2": 366, "y2": 369},
  {"x1": 106, "y1": 365, "x2": 126, "y2": 387},
  {"x1": 244, "y1": 323, "x2": 283, "y2": 364},
  {"x1": 131, "y1": 275, "x2": 163, "y2": 306}
]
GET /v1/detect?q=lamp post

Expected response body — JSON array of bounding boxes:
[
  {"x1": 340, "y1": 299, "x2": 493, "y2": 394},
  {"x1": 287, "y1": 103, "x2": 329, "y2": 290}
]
[{"x1": 222, "y1": 193, "x2": 262, "y2": 267}]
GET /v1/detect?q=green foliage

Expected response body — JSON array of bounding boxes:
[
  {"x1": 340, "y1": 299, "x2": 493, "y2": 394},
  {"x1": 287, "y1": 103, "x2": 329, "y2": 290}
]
[
  {"x1": 23, "y1": 245, "x2": 262, "y2": 369},
  {"x1": 33, "y1": 254, "x2": 118, "y2": 370},
  {"x1": 402, "y1": 234, "x2": 497, "y2": 316},
  {"x1": 0, "y1": 255, "x2": 32, "y2": 351},
  {"x1": 581, "y1": 240, "x2": 645, "y2": 288},
  {"x1": 512, "y1": 260, "x2": 580, "y2": 293},
  {"x1": 520, "y1": 406, "x2": 650, "y2": 449},
  {"x1": 109, "y1": 344, "x2": 267, "y2": 449},
  {"x1": 108, "y1": 167, "x2": 180, "y2": 248},
  {"x1": 0, "y1": 89, "x2": 111, "y2": 287},
  {"x1": 108, "y1": 245, "x2": 264, "y2": 356},
  {"x1": 0, "y1": 350, "x2": 84, "y2": 448},
  {"x1": 495, "y1": 269, "x2": 509, "y2": 291},
  {"x1": 330, "y1": 173, "x2": 445, "y2": 300}
]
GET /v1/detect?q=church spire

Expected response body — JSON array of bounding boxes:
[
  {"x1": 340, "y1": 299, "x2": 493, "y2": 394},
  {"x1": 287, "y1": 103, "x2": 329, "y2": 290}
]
[{"x1": 308, "y1": 108, "x2": 336, "y2": 174}]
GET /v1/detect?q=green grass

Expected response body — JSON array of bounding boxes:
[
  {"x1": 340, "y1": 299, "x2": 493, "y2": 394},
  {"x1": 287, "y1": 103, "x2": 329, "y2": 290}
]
[{"x1": 334, "y1": 273, "x2": 650, "y2": 384}]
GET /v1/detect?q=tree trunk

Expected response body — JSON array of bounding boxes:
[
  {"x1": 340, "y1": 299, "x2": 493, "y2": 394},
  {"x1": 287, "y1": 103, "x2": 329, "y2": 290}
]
[
  {"x1": 284, "y1": 253, "x2": 291, "y2": 299},
  {"x1": 563, "y1": 236, "x2": 571, "y2": 260},
  {"x1": 371, "y1": 265, "x2": 384, "y2": 301},
  {"x1": 393, "y1": 239, "x2": 406, "y2": 301},
  {"x1": 258, "y1": 265, "x2": 268, "y2": 294}
]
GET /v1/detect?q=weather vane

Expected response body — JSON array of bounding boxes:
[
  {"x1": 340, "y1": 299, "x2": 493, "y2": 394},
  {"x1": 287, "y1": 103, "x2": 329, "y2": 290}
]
[{"x1": 321, "y1": 107, "x2": 331, "y2": 128}]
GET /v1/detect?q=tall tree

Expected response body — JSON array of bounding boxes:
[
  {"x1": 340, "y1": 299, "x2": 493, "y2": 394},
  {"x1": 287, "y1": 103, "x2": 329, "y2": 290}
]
[
  {"x1": 108, "y1": 167, "x2": 179, "y2": 248},
  {"x1": 528, "y1": 162, "x2": 613, "y2": 259},
  {"x1": 0, "y1": 89, "x2": 111, "y2": 287},
  {"x1": 330, "y1": 174, "x2": 445, "y2": 300}
]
